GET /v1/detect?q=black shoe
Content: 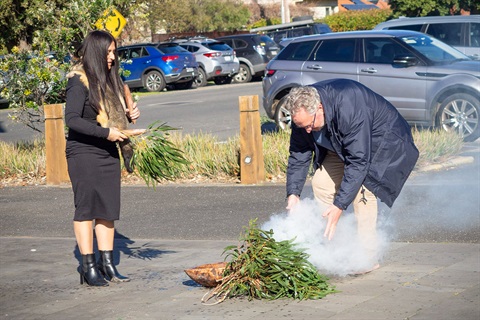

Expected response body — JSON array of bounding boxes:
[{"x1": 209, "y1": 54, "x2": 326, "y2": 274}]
[
  {"x1": 80, "y1": 253, "x2": 108, "y2": 286},
  {"x1": 97, "y1": 250, "x2": 130, "y2": 282}
]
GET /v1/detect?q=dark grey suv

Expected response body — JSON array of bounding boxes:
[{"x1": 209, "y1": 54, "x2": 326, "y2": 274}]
[
  {"x1": 216, "y1": 34, "x2": 279, "y2": 83},
  {"x1": 262, "y1": 30, "x2": 480, "y2": 141}
]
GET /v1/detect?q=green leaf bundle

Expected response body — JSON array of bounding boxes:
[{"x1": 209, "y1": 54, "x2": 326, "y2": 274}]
[
  {"x1": 130, "y1": 121, "x2": 189, "y2": 187},
  {"x1": 202, "y1": 219, "x2": 336, "y2": 304}
]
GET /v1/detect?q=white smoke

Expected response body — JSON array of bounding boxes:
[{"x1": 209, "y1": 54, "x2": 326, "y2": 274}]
[{"x1": 261, "y1": 198, "x2": 390, "y2": 277}]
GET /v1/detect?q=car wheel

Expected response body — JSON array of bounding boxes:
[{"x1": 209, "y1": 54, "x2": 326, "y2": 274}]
[
  {"x1": 274, "y1": 96, "x2": 291, "y2": 130},
  {"x1": 213, "y1": 76, "x2": 232, "y2": 85},
  {"x1": 173, "y1": 80, "x2": 194, "y2": 90},
  {"x1": 193, "y1": 68, "x2": 207, "y2": 88},
  {"x1": 144, "y1": 71, "x2": 166, "y2": 92},
  {"x1": 233, "y1": 64, "x2": 252, "y2": 83},
  {"x1": 437, "y1": 93, "x2": 480, "y2": 142}
]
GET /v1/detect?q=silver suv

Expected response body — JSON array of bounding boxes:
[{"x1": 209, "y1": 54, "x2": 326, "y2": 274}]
[
  {"x1": 177, "y1": 39, "x2": 239, "y2": 87},
  {"x1": 262, "y1": 30, "x2": 480, "y2": 141},
  {"x1": 374, "y1": 15, "x2": 480, "y2": 60}
]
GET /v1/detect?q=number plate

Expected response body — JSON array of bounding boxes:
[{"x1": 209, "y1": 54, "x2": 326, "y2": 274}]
[
  {"x1": 224, "y1": 56, "x2": 231, "y2": 61},
  {"x1": 186, "y1": 68, "x2": 194, "y2": 72}
]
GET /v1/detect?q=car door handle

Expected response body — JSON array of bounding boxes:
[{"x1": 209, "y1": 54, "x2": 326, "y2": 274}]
[
  {"x1": 306, "y1": 65, "x2": 322, "y2": 70},
  {"x1": 361, "y1": 68, "x2": 378, "y2": 74}
]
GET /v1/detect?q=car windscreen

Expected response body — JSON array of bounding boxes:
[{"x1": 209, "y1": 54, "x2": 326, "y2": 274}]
[
  {"x1": 400, "y1": 34, "x2": 469, "y2": 63},
  {"x1": 256, "y1": 35, "x2": 278, "y2": 48}
]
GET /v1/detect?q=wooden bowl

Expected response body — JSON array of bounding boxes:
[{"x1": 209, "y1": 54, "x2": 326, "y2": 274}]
[{"x1": 184, "y1": 262, "x2": 227, "y2": 287}]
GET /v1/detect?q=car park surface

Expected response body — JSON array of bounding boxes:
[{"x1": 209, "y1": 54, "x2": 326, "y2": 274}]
[
  {"x1": 374, "y1": 15, "x2": 480, "y2": 60},
  {"x1": 118, "y1": 42, "x2": 198, "y2": 92},
  {"x1": 177, "y1": 38, "x2": 239, "y2": 87},
  {"x1": 262, "y1": 30, "x2": 480, "y2": 141},
  {"x1": 215, "y1": 34, "x2": 279, "y2": 83}
]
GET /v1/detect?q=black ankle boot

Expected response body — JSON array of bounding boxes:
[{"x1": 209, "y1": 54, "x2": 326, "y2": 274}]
[
  {"x1": 80, "y1": 253, "x2": 108, "y2": 286},
  {"x1": 97, "y1": 250, "x2": 130, "y2": 282}
]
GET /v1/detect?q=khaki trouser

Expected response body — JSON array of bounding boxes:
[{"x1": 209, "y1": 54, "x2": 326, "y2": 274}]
[{"x1": 312, "y1": 151, "x2": 378, "y2": 265}]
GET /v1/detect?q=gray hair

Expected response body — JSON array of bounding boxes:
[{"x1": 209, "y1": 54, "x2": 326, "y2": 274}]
[{"x1": 283, "y1": 86, "x2": 320, "y2": 116}]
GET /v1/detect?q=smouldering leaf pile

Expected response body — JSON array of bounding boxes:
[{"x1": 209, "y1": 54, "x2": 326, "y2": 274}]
[{"x1": 202, "y1": 219, "x2": 336, "y2": 304}]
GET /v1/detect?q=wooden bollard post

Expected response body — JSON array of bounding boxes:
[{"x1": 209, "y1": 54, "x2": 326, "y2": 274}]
[
  {"x1": 44, "y1": 104, "x2": 70, "y2": 185},
  {"x1": 239, "y1": 95, "x2": 265, "y2": 184}
]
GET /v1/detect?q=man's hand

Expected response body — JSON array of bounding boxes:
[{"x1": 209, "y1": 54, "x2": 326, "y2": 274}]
[
  {"x1": 322, "y1": 204, "x2": 343, "y2": 240},
  {"x1": 286, "y1": 194, "x2": 300, "y2": 211},
  {"x1": 107, "y1": 127, "x2": 128, "y2": 142}
]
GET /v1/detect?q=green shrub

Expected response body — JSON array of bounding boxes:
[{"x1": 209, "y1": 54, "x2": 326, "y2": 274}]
[
  {"x1": 0, "y1": 48, "x2": 70, "y2": 132},
  {"x1": 324, "y1": 9, "x2": 392, "y2": 32}
]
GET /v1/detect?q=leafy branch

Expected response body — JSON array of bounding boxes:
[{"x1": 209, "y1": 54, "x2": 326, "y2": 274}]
[{"x1": 202, "y1": 219, "x2": 337, "y2": 304}]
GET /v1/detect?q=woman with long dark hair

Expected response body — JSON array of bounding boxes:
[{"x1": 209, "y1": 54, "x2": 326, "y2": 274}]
[{"x1": 65, "y1": 30, "x2": 140, "y2": 286}]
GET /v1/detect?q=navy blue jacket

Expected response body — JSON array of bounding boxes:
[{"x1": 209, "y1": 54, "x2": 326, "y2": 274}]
[{"x1": 286, "y1": 79, "x2": 419, "y2": 209}]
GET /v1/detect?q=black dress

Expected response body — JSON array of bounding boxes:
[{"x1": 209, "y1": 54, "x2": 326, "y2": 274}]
[{"x1": 65, "y1": 74, "x2": 121, "y2": 221}]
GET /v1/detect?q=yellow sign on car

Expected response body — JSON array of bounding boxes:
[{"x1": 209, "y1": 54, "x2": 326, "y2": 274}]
[{"x1": 94, "y1": 8, "x2": 127, "y2": 39}]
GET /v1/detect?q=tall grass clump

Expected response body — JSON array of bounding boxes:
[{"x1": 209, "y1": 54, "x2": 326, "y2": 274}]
[
  {"x1": 262, "y1": 129, "x2": 290, "y2": 180},
  {"x1": 170, "y1": 132, "x2": 240, "y2": 181},
  {"x1": 0, "y1": 139, "x2": 45, "y2": 182},
  {"x1": 411, "y1": 128, "x2": 464, "y2": 167}
]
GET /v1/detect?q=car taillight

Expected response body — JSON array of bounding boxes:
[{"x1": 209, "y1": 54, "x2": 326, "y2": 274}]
[
  {"x1": 265, "y1": 69, "x2": 276, "y2": 77},
  {"x1": 162, "y1": 55, "x2": 179, "y2": 62},
  {"x1": 203, "y1": 52, "x2": 222, "y2": 58},
  {"x1": 233, "y1": 50, "x2": 236, "y2": 57}
]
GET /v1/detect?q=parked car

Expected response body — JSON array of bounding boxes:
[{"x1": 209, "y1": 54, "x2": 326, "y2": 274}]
[
  {"x1": 262, "y1": 30, "x2": 480, "y2": 141},
  {"x1": 176, "y1": 38, "x2": 239, "y2": 87},
  {"x1": 215, "y1": 34, "x2": 280, "y2": 83},
  {"x1": 374, "y1": 15, "x2": 480, "y2": 60},
  {"x1": 251, "y1": 19, "x2": 331, "y2": 46},
  {"x1": 117, "y1": 42, "x2": 198, "y2": 92}
]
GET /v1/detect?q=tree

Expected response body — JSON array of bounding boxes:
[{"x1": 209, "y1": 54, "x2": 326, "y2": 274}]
[
  {"x1": 146, "y1": 0, "x2": 250, "y2": 34},
  {"x1": 456, "y1": 0, "x2": 480, "y2": 14},
  {"x1": 0, "y1": 0, "x2": 141, "y2": 132},
  {"x1": 389, "y1": 0, "x2": 458, "y2": 17}
]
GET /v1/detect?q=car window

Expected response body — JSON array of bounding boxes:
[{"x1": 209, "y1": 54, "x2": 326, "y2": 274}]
[
  {"x1": 364, "y1": 38, "x2": 409, "y2": 64},
  {"x1": 388, "y1": 24, "x2": 424, "y2": 32},
  {"x1": 157, "y1": 43, "x2": 188, "y2": 54},
  {"x1": 312, "y1": 39, "x2": 355, "y2": 62},
  {"x1": 220, "y1": 39, "x2": 233, "y2": 48},
  {"x1": 276, "y1": 40, "x2": 317, "y2": 61},
  {"x1": 117, "y1": 49, "x2": 128, "y2": 60},
  {"x1": 258, "y1": 35, "x2": 277, "y2": 47},
  {"x1": 130, "y1": 47, "x2": 144, "y2": 58},
  {"x1": 426, "y1": 23, "x2": 462, "y2": 46},
  {"x1": 204, "y1": 42, "x2": 232, "y2": 51},
  {"x1": 234, "y1": 39, "x2": 248, "y2": 49},
  {"x1": 269, "y1": 31, "x2": 288, "y2": 44},
  {"x1": 290, "y1": 27, "x2": 313, "y2": 38},
  {"x1": 180, "y1": 45, "x2": 198, "y2": 53},
  {"x1": 399, "y1": 34, "x2": 466, "y2": 62},
  {"x1": 469, "y1": 22, "x2": 480, "y2": 47}
]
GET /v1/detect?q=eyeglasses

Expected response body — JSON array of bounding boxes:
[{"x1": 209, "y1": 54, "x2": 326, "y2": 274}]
[{"x1": 298, "y1": 110, "x2": 317, "y2": 130}]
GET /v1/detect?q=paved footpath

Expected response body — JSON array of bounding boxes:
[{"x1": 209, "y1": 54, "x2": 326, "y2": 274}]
[
  {"x1": 1, "y1": 157, "x2": 479, "y2": 319},
  {"x1": 1, "y1": 236, "x2": 479, "y2": 320}
]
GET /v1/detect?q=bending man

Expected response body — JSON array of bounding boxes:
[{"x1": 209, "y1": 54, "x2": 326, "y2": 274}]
[{"x1": 284, "y1": 79, "x2": 419, "y2": 273}]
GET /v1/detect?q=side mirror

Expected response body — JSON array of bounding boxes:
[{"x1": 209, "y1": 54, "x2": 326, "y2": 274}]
[{"x1": 393, "y1": 55, "x2": 418, "y2": 67}]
